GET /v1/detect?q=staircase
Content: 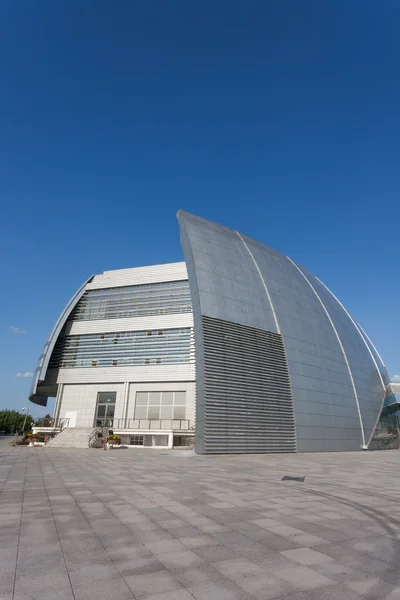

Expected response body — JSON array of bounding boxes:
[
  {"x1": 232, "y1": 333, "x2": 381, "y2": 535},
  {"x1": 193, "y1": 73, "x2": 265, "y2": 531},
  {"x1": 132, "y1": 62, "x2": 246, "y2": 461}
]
[{"x1": 48, "y1": 427, "x2": 97, "y2": 448}]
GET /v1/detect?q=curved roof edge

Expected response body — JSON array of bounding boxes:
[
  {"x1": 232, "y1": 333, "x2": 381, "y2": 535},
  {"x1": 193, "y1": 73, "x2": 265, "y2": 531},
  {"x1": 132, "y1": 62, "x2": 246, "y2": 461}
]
[{"x1": 29, "y1": 276, "x2": 94, "y2": 406}]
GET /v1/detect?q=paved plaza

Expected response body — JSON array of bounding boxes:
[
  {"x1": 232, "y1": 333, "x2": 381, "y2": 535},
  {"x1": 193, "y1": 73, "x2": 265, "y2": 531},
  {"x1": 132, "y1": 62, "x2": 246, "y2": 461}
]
[{"x1": 1, "y1": 442, "x2": 400, "y2": 600}]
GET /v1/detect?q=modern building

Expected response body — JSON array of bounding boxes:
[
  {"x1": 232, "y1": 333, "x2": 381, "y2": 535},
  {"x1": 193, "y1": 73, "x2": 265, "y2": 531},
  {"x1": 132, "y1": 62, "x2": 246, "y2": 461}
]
[
  {"x1": 29, "y1": 211, "x2": 390, "y2": 453},
  {"x1": 373, "y1": 383, "x2": 400, "y2": 446}
]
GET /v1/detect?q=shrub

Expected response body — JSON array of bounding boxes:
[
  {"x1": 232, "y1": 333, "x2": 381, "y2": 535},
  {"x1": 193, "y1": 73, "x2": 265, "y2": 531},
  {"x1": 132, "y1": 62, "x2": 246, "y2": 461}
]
[{"x1": 107, "y1": 434, "x2": 121, "y2": 445}]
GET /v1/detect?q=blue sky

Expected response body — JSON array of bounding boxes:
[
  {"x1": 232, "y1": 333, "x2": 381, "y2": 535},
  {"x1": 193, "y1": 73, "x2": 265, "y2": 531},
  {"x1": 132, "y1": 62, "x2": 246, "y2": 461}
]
[{"x1": 1, "y1": 1, "x2": 399, "y2": 415}]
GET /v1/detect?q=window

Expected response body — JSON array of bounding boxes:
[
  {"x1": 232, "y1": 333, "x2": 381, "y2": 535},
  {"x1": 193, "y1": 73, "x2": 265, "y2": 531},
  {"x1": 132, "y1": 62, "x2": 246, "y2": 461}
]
[
  {"x1": 143, "y1": 435, "x2": 168, "y2": 447},
  {"x1": 70, "y1": 280, "x2": 192, "y2": 321},
  {"x1": 112, "y1": 360, "x2": 117, "y2": 366},
  {"x1": 129, "y1": 435, "x2": 143, "y2": 446},
  {"x1": 134, "y1": 391, "x2": 187, "y2": 421},
  {"x1": 49, "y1": 327, "x2": 193, "y2": 369},
  {"x1": 174, "y1": 435, "x2": 194, "y2": 447}
]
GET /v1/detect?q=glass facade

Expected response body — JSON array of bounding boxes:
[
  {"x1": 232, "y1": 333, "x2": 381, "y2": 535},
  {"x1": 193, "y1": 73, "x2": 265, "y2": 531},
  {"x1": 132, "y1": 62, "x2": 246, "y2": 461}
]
[
  {"x1": 49, "y1": 328, "x2": 193, "y2": 368},
  {"x1": 71, "y1": 280, "x2": 192, "y2": 321},
  {"x1": 134, "y1": 391, "x2": 187, "y2": 420},
  {"x1": 371, "y1": 392, "x2": 400, "y2": 449}
]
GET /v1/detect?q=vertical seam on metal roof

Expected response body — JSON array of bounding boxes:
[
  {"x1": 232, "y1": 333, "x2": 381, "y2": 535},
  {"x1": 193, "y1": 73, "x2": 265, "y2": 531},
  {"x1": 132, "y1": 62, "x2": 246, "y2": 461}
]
[
  {"x1": 286, "y1": 257, "x2": 366, "y2": 448},
  {"x1": 314, "y1": 276, "x2": 386, "y2": 392},
  {"x1": 236, "y1": 231, "x2": 281, "y2": 334}
]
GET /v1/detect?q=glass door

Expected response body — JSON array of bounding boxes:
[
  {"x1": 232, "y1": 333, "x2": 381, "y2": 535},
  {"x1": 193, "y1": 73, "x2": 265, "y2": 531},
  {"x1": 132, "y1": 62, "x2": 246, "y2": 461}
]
[{"x1": 95, "y1": 392, "x2": 116, "y2": 427}]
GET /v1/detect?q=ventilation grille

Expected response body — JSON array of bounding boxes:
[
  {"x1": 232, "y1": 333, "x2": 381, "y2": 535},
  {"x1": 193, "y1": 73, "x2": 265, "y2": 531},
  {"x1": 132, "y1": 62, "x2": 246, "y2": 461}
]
[{"x1": 201, "y1": 316, "x2": 296, "y2": 454}]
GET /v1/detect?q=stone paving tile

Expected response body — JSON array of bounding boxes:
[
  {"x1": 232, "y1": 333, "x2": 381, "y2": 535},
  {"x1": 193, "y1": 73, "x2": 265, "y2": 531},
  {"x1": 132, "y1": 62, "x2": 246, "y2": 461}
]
[
  {"x1": 308, "y1": 559, "x2": 360, "y2": 583},
  {"x1": 237, "y1": 573, "x2": 296, "y2": 600},
  {"x1": 212, "y1": 557, "x2": 267, "y2": 580},
  {"x1": 180, "y1": 534, "x2": 220, "y2": 548},
  {"x1": 145, "y1": 538, "x2": 188, "y2": 554},
  {"x1": 271, "y1": 564, "x2": 335, "y2": 591},
  {"x1": 124, "y1": 569, "x2": 184, "y2": 598},
  {"x1": 280, "y1": 547, "x2": 333, "y2": 565},
  {"x1": 188, "y1": 580, "x2": 253, "y2": 600},
  {"x1": 145, "y1": 591, "x2": 195, "y2": 600},
  {"x1": 171, "y1": 563, "x2": 230, "y2": 586},
  {"x1": 3, "y1": 444, "x2": 400, "y2": 599},
  {"x1": 157, "y1": 549, "x2": 205, "y2": 569}
]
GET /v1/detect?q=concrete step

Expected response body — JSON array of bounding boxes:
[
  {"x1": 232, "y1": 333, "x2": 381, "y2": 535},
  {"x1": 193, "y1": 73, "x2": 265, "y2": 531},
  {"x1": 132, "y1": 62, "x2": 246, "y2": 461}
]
[{"x1": 49, "y1": 427, "x2": 97, "y2": 448}]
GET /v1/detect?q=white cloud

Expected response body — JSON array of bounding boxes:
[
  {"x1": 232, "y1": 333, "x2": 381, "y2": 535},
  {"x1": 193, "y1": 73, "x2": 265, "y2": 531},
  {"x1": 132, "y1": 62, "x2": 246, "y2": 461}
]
[
  {"x1": 9, "y1": 326, "x2": 28, "y2": 335},
  {"x1": 14, "y1": 372, "x2": 33, "y2": 379},
  {"x1": 391, "y1": 374, "x2": 400, "y2": 383}
]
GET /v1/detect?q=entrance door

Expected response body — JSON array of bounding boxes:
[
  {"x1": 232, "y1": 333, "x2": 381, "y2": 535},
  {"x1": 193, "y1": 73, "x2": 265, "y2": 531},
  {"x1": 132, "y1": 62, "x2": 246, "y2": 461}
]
[{"x1": 95, "y1": 392, "x2": 116, "y2": 427}]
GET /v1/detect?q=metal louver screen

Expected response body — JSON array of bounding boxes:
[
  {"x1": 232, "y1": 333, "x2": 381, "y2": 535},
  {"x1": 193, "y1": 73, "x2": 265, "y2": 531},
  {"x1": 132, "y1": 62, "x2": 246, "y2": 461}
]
[{"x1": 202, "y1": 316, "x2": 296, "y2": 453}]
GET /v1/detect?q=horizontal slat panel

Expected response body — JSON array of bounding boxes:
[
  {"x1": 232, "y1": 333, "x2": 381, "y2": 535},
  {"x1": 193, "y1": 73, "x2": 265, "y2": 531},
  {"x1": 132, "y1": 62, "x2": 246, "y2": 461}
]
[
  {"x1": 67, "y1": 313, "x2": 194, "y2": 335},
  {"x1": 52, "y1": 363, "x2": 196, "y2": 384},
  {"x1": 87, "y1": 262, "x2": 188, "y2": 290},
  {"x1": 202, "y1": 316, "x2": 296, "y2": 454}
]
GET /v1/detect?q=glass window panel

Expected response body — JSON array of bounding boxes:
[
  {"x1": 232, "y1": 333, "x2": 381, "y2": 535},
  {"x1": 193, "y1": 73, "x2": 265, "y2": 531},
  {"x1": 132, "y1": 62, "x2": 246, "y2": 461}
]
[
  {"x1": 98, "y1": 392, "x2": 116, "y2": 403},
  {"x1": 148, "y1": 407, "x2": 160, "y2": 419},
  {"x1": 174, "y1": 392, "x2": 186, "y2": 405},
  {"x1": 130, "y1": 435, "x2": 143, "y2": 445},
  {"x1": 160, "y1": 406, "x2": 173, "y2": 419},
  {"x1": 50, "y1": 326, "x2": 193, "y2": 369},
  {"x1": 134, "y1": 406, "x2": 147, "y2": 419},
  {"x1": 149, "y1": 392, "x2": 161, "y2": 405},
  {"x1": 161, "y1": 392, "x2": 173, "y2": 405},
  {"x1": 135, "y1": 392, "x2": 148, "y2": 405},
  {"x1": 153, "y1": 435, "x2": 168, "y2": 447},
  {"x1": 173, "y1": 406, "x2": 186, "y2": 419},
  {"x1": 96, "y1": 405, "x2": 106, "y2": 417},
  {"x1": 70, "y1": 280, "x2": 192, "y2": 321}
]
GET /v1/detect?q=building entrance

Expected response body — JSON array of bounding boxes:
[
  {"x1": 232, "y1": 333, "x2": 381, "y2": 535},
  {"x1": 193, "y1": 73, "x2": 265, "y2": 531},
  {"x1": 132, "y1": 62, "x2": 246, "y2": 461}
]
[{"x1": 94, "y1": 392, "x2": 116, "y2": 427}]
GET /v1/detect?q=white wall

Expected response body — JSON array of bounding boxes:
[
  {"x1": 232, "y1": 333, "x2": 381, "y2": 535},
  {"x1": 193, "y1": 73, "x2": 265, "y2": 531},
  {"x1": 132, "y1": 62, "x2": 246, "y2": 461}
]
[
  {"x1": 58, "y1": 380, "x2": 195, "y2": 428},
  {"x1": 58, "y1": 383, "x2": 125, "y2": 427},
  {"x1": 87, "y1": 262, "x2": 188, "y2": 290},
  {"x1": 51, "y1": 363, "x2": 196, "y2": 385},
  {"x1": 126, "y1": 381, "x2": 196, "y2": 423},
  {"x1": 66, "y1": 312, "x2": 193, "y2": 336}
]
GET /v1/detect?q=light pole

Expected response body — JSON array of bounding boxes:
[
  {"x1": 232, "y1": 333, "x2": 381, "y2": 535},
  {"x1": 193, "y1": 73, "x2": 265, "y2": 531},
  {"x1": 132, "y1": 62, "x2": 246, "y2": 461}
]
[{"x1": 21, "y1": 407, "x2": 30, "y2": 433}]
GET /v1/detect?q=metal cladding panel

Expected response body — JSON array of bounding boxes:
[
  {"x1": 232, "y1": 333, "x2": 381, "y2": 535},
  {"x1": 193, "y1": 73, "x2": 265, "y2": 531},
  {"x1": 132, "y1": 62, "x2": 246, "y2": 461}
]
[
  {"x1": 87, "y1": 262, "x2": 188, "y2": 290},
  {"x1": 29, "y1": 276, "x2": 94, "y2": 406},
  {"x1": 177, "y1": 211, "x2": 278, "y2": 332},
  {"x1": 299, "y1": 268, "x2": 387, "y2": 443},
  {"x1": 200, "y1": 316, "x2": 296, "y2": 454},
  {"x1": 67, "y1": 313, "x2": 194, "y2": 335},
  {"x1": 241, "y1": 237, "x2": 363, "y2": 452},
  {"x1": 52, "y1": 363, "x2": 196, "y2": 384},
  {"x1": 178, "y1": 210, "x2": 386, "y2": 453}
]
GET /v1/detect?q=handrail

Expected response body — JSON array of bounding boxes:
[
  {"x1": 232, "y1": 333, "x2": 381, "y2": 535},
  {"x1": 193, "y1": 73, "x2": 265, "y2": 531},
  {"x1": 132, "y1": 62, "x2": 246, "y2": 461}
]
[
  {"x1": 94, "y1": 418, "x2": 192, "y2": 430},
  {"x1": 88, "y1": 427, "x2": 102, "y2": 448},
  {"x1": 35, "y1": 417, "x2": 70, "y2": 430}
]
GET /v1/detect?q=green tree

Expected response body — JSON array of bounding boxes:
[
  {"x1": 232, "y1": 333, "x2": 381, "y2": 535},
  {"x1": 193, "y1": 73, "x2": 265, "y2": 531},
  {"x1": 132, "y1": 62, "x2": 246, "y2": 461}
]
[{"x1": 0, "y1": 410, "x2": 33, "y2": 434}]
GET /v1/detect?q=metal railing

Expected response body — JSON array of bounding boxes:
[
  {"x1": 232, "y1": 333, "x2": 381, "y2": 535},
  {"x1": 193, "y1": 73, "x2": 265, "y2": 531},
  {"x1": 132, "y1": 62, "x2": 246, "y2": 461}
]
[
  {"x1": 94, "y1": 418, "x2": 192, "y2": 431},
  {"x1": 34, "y1": 417, "x2": 70, "y2": 431}
]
